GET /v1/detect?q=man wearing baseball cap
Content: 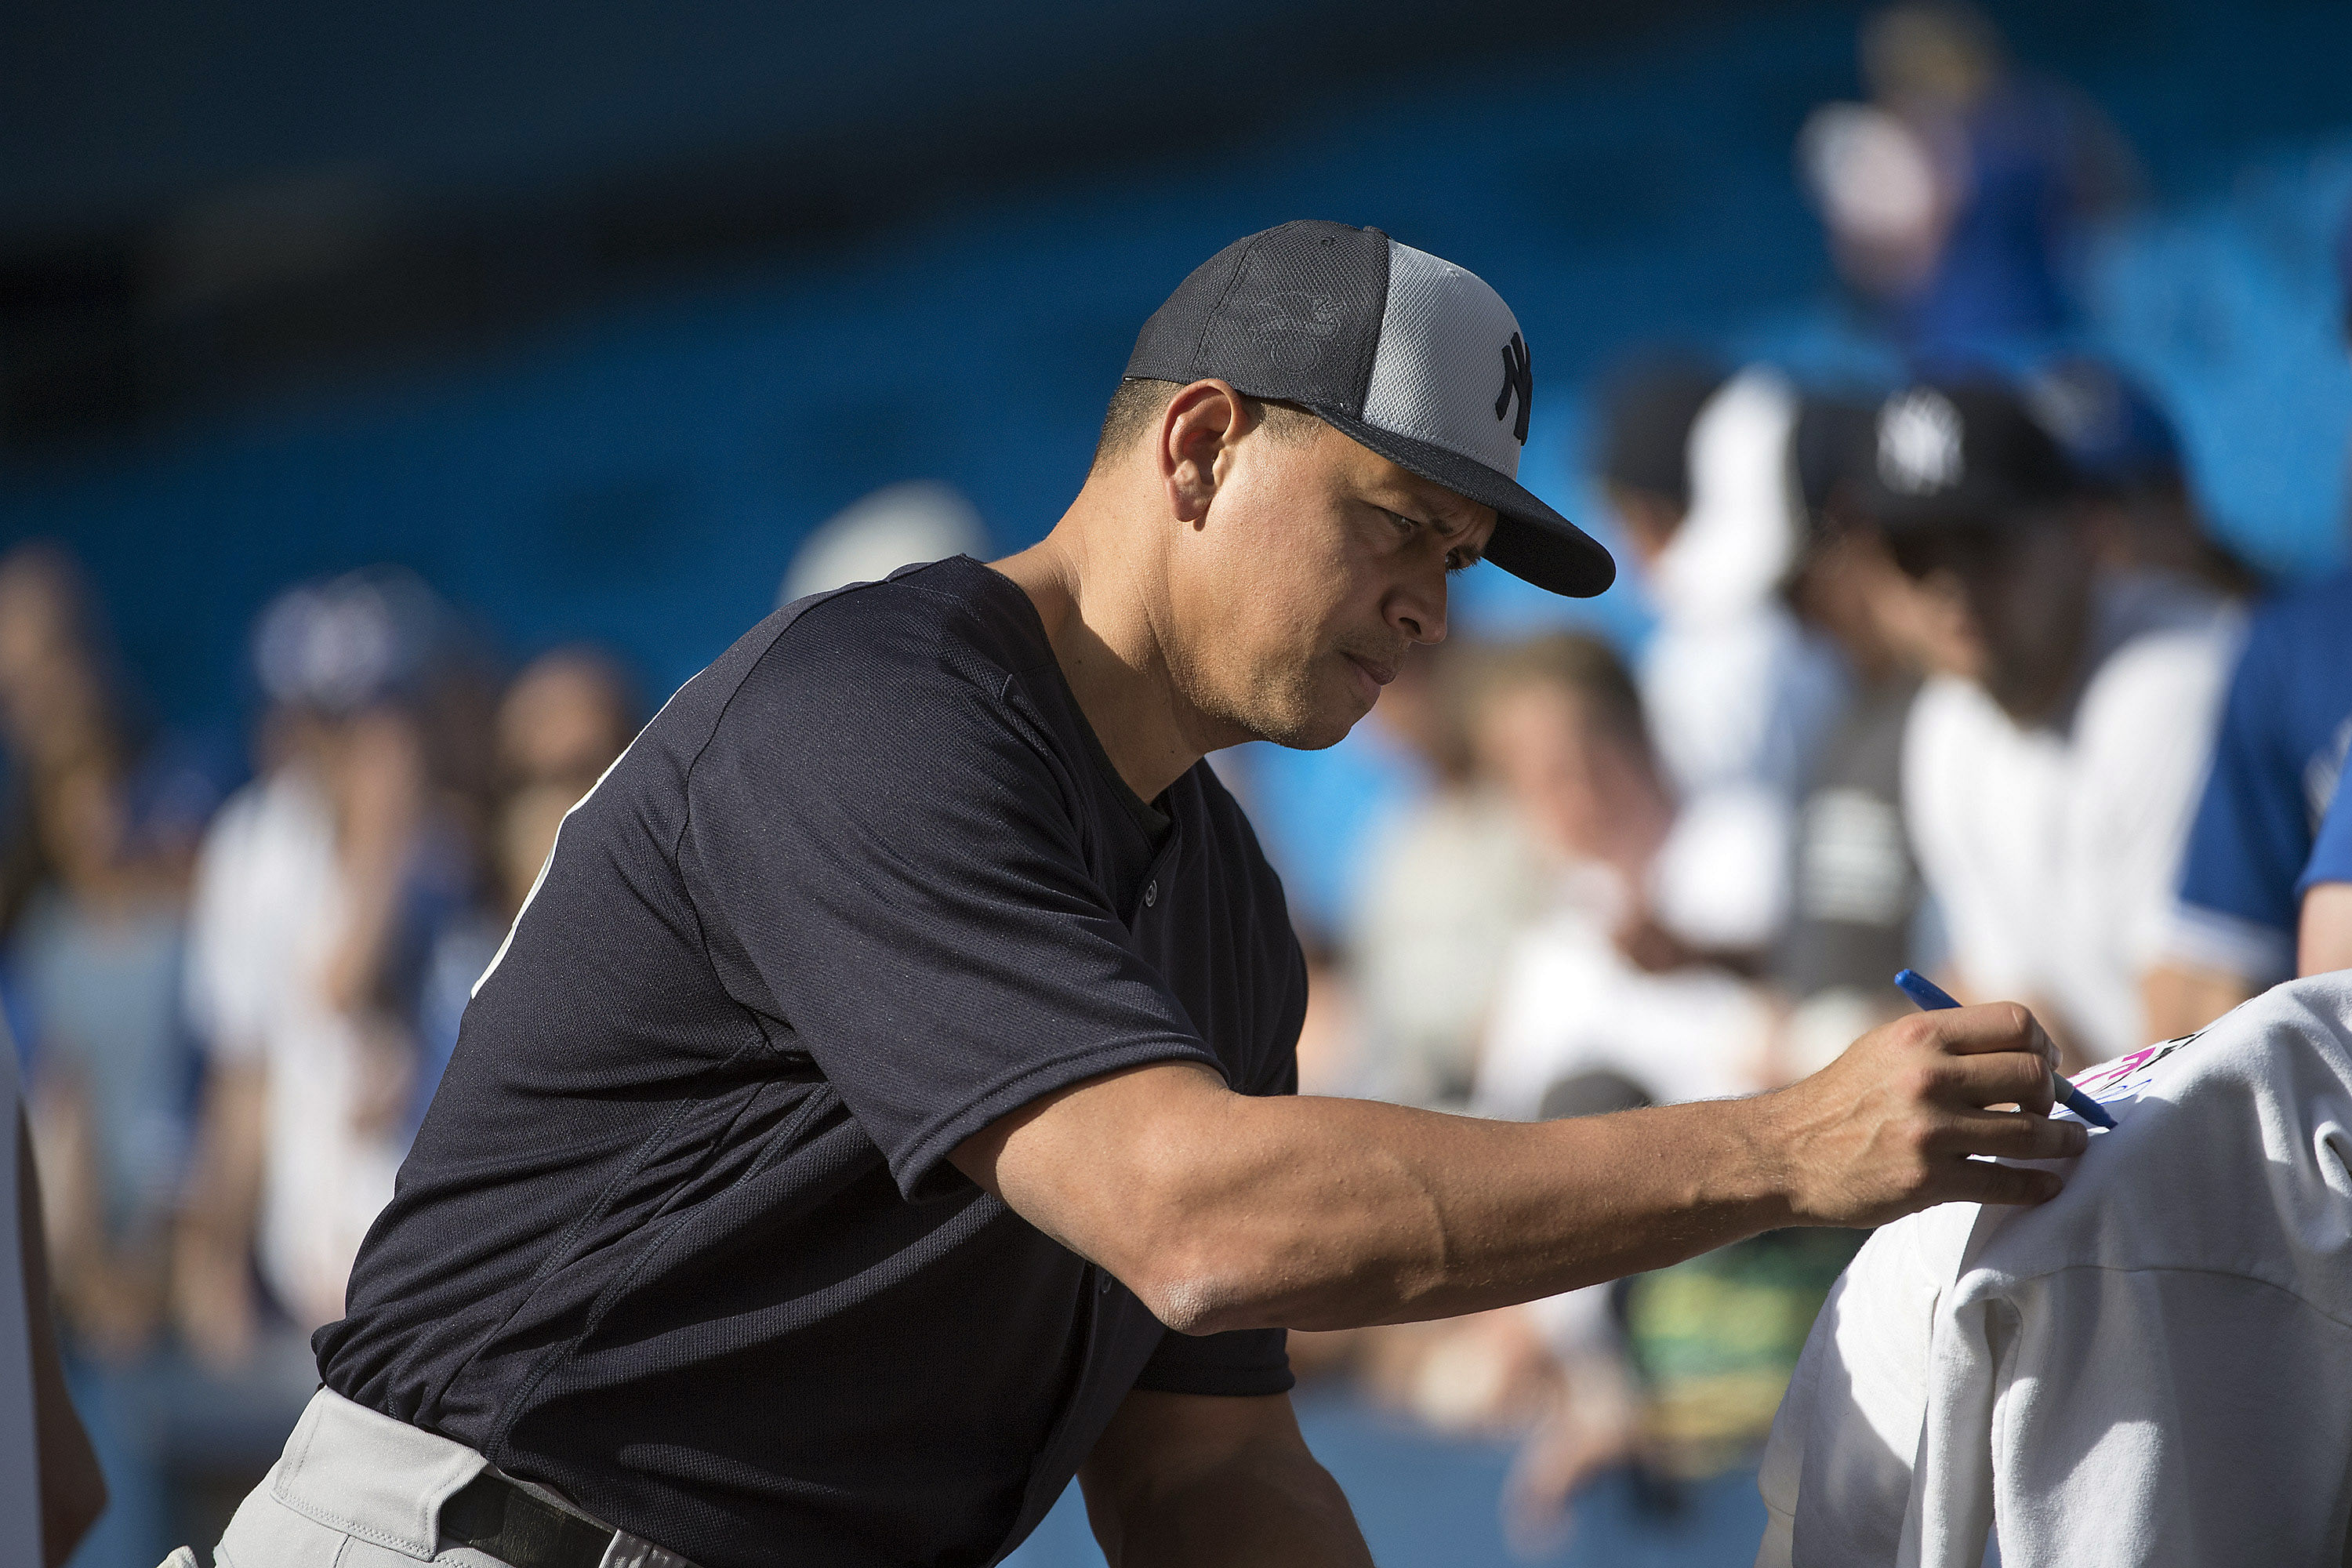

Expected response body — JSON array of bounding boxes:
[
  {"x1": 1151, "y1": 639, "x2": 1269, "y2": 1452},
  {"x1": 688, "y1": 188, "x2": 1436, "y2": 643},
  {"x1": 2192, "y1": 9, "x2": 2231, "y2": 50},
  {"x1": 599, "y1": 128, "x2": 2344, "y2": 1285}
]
[
  {"x1": 185, "y1": 223, "x2": 2082, "y2": 1568},
  {"x1": 1853, "y1": 377, "x2": 2237, "y2": 1070}
]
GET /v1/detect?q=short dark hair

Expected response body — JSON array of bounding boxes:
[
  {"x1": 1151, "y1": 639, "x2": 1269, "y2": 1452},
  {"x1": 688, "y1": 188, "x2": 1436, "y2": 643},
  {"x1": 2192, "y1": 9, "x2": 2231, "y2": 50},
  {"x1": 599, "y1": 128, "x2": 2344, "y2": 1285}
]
[{"x1": 1088, "y1": 378, "x2": 1322, "y2": 476}]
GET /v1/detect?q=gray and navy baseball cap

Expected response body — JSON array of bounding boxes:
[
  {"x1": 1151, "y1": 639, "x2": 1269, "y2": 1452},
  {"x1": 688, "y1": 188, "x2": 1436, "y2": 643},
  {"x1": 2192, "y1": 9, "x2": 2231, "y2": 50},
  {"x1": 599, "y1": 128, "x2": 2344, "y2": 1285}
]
[{"x1": 1124, "y1": 220, "x2": 1615, "y2": 597}]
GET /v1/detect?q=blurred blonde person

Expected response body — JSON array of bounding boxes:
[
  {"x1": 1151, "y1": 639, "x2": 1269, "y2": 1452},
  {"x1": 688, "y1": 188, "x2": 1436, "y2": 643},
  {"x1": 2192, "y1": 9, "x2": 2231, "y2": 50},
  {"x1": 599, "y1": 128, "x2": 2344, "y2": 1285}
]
[
  {"x1": 1367, "y1": 633, "x2": 1776, "y2": 1548},
  {"x1": 1472, "y1": 633, "x2": 1772, "y2": 1120},
  {"x1": 490, "y1": 647, "x2": 639, "y2": 914},
  {"x1": 1344, "y1": 644, "x2": 1544, "y2": 1108}
]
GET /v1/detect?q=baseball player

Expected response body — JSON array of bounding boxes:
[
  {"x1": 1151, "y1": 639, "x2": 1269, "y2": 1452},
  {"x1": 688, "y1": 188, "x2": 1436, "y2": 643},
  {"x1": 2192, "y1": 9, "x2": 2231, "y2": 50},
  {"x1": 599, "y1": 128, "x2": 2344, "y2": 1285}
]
[{"x1": 183, "y1": 222, "x2": 2083, "y2": 1568}]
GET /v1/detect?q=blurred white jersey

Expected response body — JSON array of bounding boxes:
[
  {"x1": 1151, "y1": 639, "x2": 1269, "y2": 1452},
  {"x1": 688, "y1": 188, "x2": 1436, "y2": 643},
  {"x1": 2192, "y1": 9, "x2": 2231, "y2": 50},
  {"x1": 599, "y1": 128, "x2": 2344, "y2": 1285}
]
[
  {"x1": 1640, "y1": 368, "x2": 1848, "y2": 951},
  {"x1": 1903, "y1": 571, "x2": 2238, "y2": 1062},
  {"x1": 1758, "y1": 974, "x2": 2352, "y2": 1567},
  {"x1": 184, "y1": 768, "x2": 404, "y2": 1331},
  {"x1": 1475, "y1": 862, "x2": 1768, "y2": 1119}
]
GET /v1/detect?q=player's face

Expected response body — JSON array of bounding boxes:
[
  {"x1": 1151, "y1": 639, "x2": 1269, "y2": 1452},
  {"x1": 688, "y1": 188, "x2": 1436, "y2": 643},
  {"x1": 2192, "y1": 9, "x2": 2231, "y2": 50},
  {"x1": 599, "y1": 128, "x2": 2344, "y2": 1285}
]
[{"x1": 1168, "y1": 419, "x2": 1495, "y2": 750}]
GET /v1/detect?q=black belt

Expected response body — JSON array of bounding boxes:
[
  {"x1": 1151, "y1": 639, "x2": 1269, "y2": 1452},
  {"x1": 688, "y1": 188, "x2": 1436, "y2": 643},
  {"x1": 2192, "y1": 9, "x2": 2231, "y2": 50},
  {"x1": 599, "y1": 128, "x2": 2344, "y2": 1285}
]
[{"x1": 441, "y1": 1470, "x2": 699, "y2": 1568}]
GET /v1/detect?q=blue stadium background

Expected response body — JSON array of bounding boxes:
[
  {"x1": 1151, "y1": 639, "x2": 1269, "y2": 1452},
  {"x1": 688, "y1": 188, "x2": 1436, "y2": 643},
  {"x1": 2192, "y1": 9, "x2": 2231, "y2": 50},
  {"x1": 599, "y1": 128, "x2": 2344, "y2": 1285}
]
[{"x1": 5, "y1": 2, "x2": 2350, "y2": 1559}]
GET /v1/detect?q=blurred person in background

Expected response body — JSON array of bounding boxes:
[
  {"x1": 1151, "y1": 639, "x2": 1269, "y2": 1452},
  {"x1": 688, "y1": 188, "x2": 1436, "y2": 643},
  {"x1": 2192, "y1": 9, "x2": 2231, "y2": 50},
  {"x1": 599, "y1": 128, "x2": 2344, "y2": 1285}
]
[
  {"x1": 2, "y1": 1007, "x2": 109, "y2": 1568},
  {"x1": 1769, "y1": 395, "x2": 1931, "y2": 1076},
  {"x1": 175, "y1": 569, "x2": 482, "y2": 1374},
  {"x1": 778, "y1": 479, "x2": 990, "y2": 605},
  {"x1": 1797, "y1": 1, "x2": 2137, "y2": 354},
  {"x1": 1599, "y1": 359, "x2": 1846, "y2": 969},
  {"x1": 2025, "y1": 355, "x2": 2257, "y2": 599},
  {"x1": 2299, "y1": 762, "x2": 2352, "y2": 978},
  {"x1": 0, "y1": 547, "x2": 206, "y2": 1361},
  {"x1": 408, "y1": 647, "x2": 641, "y2": 1116},
  {"x1": 1341, "y1": 641, "x2": 1544, "y2": 1109},
  {"x1": 1455, "y1": 632, "x2": 1857, "y2": 1552},
  {"x1": 0, "y1": 544, "x2": 226, "y2": 1566},
  {"x1": 1858, "y1": 379, "x2": 2238, "y2": 1066},
  {"x1": 2146, "y1": 223, "x2": 2352, "y2": 1038},
  {"x1": 1472, "y1": 631, "x2": 1769, "y2": 1121}
]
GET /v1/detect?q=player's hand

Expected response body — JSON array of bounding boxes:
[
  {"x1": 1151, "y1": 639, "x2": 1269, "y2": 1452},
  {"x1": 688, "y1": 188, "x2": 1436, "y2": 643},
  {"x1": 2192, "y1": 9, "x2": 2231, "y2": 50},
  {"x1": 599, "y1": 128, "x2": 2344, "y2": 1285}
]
[{"x1": 1755, "y1": 1000, "x2": 2091, "y2": 1228}]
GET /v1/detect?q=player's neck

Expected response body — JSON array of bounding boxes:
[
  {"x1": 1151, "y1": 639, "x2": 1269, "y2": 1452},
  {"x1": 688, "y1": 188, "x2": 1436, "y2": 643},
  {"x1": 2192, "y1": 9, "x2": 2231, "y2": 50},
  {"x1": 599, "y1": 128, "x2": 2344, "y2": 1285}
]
[{"x1": 991, "y1": 493, "x2": 1218, "y2": 805}]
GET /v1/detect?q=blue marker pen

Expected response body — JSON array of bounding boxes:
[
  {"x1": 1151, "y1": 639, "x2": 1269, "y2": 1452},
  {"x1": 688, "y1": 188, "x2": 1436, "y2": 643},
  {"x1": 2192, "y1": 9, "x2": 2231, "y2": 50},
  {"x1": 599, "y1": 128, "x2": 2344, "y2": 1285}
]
[{"x1": 1892, "y1": 969, "x2": 2118, "y2": 1131}]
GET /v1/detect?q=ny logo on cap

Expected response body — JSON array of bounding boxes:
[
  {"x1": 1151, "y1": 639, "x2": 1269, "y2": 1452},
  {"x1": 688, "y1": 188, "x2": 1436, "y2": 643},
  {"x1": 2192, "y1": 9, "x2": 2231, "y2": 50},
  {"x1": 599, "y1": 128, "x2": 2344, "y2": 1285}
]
[
  {"x1": 1243, "y1": 292, "x2": 1343, "y2": 371},
  {"x1": 1495, "y1": 332, "x2": 1533, "y2": 445},
  {"x1": 1878, "y1": 388, "x2": 1965, "y2": 495}
]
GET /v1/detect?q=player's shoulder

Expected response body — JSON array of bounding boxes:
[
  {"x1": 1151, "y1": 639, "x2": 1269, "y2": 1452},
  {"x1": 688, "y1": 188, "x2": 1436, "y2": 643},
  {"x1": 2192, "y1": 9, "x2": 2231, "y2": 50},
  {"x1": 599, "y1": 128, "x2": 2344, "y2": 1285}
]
[
  {"x1": 663, "y1": 557, "x2": 1043, "y2": 739},
  {"x1": 760, "y1": 555, "x2": 1043, "y2": 687}
]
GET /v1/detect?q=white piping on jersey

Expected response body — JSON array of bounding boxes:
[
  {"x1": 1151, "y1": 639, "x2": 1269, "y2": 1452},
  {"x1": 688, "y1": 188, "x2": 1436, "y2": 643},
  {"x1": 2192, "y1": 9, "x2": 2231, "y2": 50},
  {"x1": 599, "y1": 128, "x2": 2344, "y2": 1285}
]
[{"x1": 471, "y1": 673, "x2": 695, "y2": 1000}]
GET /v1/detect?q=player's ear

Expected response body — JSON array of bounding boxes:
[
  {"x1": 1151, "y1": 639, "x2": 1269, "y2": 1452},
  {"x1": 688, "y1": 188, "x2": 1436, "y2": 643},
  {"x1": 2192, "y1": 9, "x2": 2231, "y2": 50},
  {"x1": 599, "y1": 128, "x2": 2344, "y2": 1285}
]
[{"x1": 1160, "y1": 380, "x2": 1250, "y2": 525}]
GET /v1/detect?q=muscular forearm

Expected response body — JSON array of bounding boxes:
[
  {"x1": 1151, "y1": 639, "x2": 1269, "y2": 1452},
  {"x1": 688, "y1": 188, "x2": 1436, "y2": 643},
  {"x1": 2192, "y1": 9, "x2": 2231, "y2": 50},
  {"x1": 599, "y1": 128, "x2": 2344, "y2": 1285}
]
[
  {"x1": 1127, "y1": 1088, "x2": 1786, "y2": 1334},
  {"x1": 960, "y1": 1004, "x2": 2087, "y2": 1338},
  {"x1": 1088, "y1": 1442, "x2": 1370, "y2": 1568},
  {"x1": 1080, "y1": 1392, "x2": 1370, "y2": 1568}
]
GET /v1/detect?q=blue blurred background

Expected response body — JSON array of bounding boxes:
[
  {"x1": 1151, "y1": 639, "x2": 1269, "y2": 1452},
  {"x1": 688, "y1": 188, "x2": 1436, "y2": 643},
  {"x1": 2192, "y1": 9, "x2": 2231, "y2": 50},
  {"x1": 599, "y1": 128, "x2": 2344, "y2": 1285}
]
[
  {"x1": 7, "y1": 0, "x2": 2350, "y2": 931},
  {"x1": 5, "y1": 2, "x2": 2350, "y2": 1563}
]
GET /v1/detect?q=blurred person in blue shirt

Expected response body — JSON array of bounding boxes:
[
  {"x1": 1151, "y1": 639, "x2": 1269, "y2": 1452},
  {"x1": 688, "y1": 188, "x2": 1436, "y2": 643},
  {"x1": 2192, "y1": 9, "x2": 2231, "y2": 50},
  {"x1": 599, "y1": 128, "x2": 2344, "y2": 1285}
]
[
  {"x1": 0, "y1": 543, "x2": 230, "y2": 1568},
  {"x1": 1798, "y1": 2, "x2": 2136, "y2": 354},
  {"x1": 0, "y1": 546, "x2": 216, "y2": 1364},
  {"x1": 2145, "y1": 209, "x2": 2352, "y2": 1039},
  {"x1": 2299, "y1": 765, "x2": 2352, "y2": 978}
]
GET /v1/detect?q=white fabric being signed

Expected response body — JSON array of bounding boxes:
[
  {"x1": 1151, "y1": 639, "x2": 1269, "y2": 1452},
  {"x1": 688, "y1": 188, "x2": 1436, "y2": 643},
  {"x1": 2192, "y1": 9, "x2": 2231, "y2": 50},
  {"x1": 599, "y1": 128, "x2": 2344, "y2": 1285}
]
[
  {"x1": 1901, "y1": 571, "x2": 2239, "y2": 1063},
  {"x1": 1756, "y1": 973, "x2": 2352, "y2": 1567}
]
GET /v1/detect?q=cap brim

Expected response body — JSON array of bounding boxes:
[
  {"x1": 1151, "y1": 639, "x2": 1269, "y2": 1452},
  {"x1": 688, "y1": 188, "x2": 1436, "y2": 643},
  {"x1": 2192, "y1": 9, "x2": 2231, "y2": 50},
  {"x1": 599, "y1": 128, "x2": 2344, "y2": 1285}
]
[{"x1": 1314, "y1": 410, "x2": 1617, "y2": 598}]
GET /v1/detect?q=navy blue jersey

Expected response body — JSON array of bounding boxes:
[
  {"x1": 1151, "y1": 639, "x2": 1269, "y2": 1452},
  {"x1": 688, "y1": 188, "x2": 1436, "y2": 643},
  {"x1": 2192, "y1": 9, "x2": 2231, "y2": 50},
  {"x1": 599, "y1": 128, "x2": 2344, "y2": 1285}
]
[{"x1": 315, "y1": 557, "x2": 1305, "y2": 1568}]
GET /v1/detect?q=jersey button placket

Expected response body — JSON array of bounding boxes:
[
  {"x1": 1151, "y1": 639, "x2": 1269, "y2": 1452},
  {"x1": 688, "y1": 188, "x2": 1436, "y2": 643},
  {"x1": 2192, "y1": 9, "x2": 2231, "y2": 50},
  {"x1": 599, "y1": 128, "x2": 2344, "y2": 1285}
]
[{"x1": 1142, "y1": 880, "x2": 1158, "y2": 909}]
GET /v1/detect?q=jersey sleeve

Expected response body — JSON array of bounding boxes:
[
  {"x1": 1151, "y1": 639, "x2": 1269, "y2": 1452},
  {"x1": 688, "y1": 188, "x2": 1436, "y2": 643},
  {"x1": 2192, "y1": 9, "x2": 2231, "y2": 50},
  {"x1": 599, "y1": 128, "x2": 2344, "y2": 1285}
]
[
  {"x1": 1131, "y1": 1324, "x2": 1294, "y2": 1397},
  {"x1": 678, "y1": 604, "x2": 1225, "y2": 1200},
  {"x1": 2296, "y1": 764, "x2": 2352, "y2": 898},
  {"x1": 2168, "y1": 614, "x2": 2306, "y2": 980}
]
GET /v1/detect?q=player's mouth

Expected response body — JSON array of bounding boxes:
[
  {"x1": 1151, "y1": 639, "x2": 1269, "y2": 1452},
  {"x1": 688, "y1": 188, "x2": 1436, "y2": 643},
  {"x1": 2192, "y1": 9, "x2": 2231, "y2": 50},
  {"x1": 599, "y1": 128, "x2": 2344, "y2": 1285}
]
[{"x1": 1342, "y1": 652, "x2": 1397, "y2": 705}]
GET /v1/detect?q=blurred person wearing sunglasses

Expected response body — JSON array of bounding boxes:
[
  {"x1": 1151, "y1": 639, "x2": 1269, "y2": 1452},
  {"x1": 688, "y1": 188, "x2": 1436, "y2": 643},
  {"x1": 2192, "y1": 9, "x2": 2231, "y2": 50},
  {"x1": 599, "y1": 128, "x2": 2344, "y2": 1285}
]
[
  {"x1": 2143, "y1": 213, "x2": 2352, "y2": 1040},
  {"x1": 1854, "y1": 379, "x2": 2238, "y2": 1068}
]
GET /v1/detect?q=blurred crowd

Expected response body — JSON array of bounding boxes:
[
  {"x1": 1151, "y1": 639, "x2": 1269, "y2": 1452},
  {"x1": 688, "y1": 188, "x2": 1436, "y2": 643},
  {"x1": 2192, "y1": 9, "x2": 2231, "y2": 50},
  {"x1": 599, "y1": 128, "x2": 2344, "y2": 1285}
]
[
  {"x1": 0, "y1": 551, "x2": 641, "y2": 1560},
  {"x1": 8, "y1": 4, "x2": 2352, "y2": 1564},
  {"x1": 1274, "y1": 6, "x2": 2352, "y2": 1555}
]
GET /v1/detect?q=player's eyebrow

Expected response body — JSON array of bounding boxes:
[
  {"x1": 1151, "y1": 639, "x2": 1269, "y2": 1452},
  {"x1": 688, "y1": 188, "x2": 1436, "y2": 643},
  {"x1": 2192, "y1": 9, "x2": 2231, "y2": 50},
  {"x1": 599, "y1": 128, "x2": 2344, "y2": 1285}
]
[{"x1": 1423, "y1": 503, "x2": 1493, "y2": 562}]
